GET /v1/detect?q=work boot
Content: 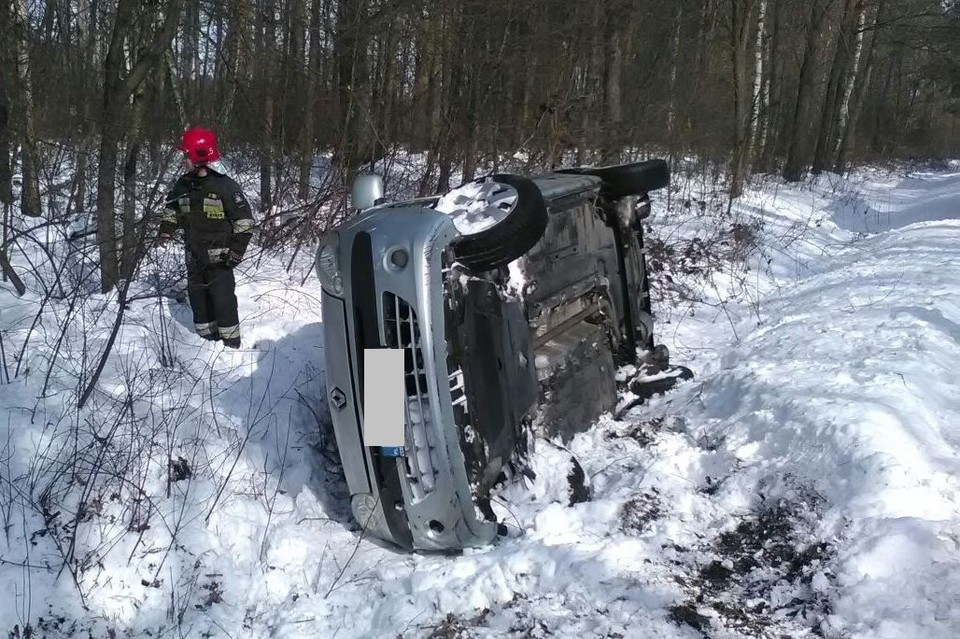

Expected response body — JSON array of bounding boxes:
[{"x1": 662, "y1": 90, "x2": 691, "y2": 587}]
[
  {"x1": 200, "y1": 332, "x2": 221, "y2": 342},
  {"x1": 222, "y1": 336, "x2": 241, "y2": 349}
]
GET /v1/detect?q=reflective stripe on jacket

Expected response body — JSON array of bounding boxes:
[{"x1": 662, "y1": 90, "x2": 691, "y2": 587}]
[{"x1": 160, "y1": 169, "x2": 255, "y2": 266}]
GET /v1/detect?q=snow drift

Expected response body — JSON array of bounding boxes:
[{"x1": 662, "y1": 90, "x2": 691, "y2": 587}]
[{"x1": 1, "y1": 163, "x2": 959, "y2": 638}]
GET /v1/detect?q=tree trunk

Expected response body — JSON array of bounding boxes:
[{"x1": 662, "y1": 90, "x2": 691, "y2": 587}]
[
  {"x1": 0, "y1": 0, "x2": 13, "y2": 207},
  {"x1": 96, "y1": 0, "x2": 183, "y2": 292},
  {"x1": 831, "y1": 0, "x2": 869, "y2": 165},
  {"x1": 218, "y1": 0, "x2": 249, "y2": 128},
  {"x1": 120, "y1": 85, "x2": 145, "y2": 280},
  {"x1": 298, "y1": 0, "x2": 323, "y2": 201},
  {"x1": 13, "y1": 0, "x2": 41, "y2": 218},
  {"x1": 183, "y1": 0, "x2": 199, "y2": 83},
  {"x1": 260, "y1": 97, "x2": 274, "y2": 213},
  {"x1": 665, "y1": 2, "x2": 683, "y2": 145},
  {"x1": 601, "y1": 3, "x2": 626, "y2": 165},
  {"x1": 436, "y1": 2, "x2": 464, "y2": 192},
  {"x1": 836, "y1": 0, "x2": 881, "y2": 172},
  {"x1": 1, "y1": 204, "x2": 26, "y2": 294},
  {"x1": 748, "y1": 0, "x2": 768, "y2": 165},
  {"x1": 687, "y1": 0, "x2": 715, "y2": 139},
  {"x1": 783, "y1": 0, "x2": 826, "y2": 182},
  {"x1": 462, "y1": 136, "x2": 478, "y2": 182},
  {"x1": 380, "y1": 29, "x2": 400, "y2": 146},
  {"x1": 411, "y1": 11, "x2": 433, "y2": 150},
  {"x1": 0, "y1": 2, "x2": 18, "y2": 291},
  {"x1": 70, "y1": 0, "x2": 98, "y2": 220},
  {"x1": 256, "y1": 0, "x2": 275, "y2": 212},
  {"x1": 335, "y1": 0, "x2": 372, "y2": 173},
  {"x1": 96, "y1": 120, "x2": 122, "y2": 292},
  {"x1": 96, "y1": 0, "x2": 135, "y2": 293},
  {"x1": 729, "y1": 0, "x2": 758, "y2": 198},
  {"x1": 812, "y1": 0, "x2": 858, "y2": 175},
  {"x1": 756, "y1": 0, "x2": 778, "y2": 172},
  {"x1": 427, "y1": 16, "x2": 444, "y2": 163},
  {"x1": 0, "y1": 90, "x2": 11, "y2": 207},
  {"x1": 277, "y1": 0, "x2": 303, "y2": 158},
  {"x1": 165, "y1": 52, "x2": 187, "y2": 128}
]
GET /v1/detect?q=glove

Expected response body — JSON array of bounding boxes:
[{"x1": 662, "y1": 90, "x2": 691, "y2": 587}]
[{"x1": 220, "y1": 250, "x2": 243, "y2": 268}]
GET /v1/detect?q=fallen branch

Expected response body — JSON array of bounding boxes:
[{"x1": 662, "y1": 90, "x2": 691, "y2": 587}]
[{"x1": 0, "y1": 249, "x2": 25, "y2": 296}]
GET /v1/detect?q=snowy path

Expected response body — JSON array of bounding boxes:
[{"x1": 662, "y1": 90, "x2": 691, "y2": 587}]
[{"x1": 1, "y1": 166, "x2": 959, "y2": 638}]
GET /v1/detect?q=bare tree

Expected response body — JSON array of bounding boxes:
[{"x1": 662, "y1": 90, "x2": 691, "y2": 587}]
[
  {"x1": 749, "y1": 0, "x2": 769, "y2": 164},
  {"x1": 729, "y1": 0, "x2": 760, "y2": 197},
  {"x1": 335, "y1": 0, "x2": 373, "y2": 174},
  {"x1": 95, "y1": 0, "x2": 183, "y2": 293},
  {"x1": 12, "y1": 0, "x2": 41, "y2": 218},
  {"x1": 0, "y1": 0, "x2": 14, "y2": 209},
  {"x1": 0, "y1": 0, "x2": 956, "y2": 230},
  {"x1": 812, "y1": 0, "x2": 860, "y2": 174},
  {"x1": 783, "y1": 0, "x2": 829, "y2": 182},
  {"x1": 835, "y1": 0, "x2": 884, "y2": 172},
  {"x1": 298, "y1": 0, "x2": 324, "y2": 200},
  {"x1": 601, "y1": 0, "x2": 628, "y2": 164},
  {"x1": 665, "y1": 2, "x2": 684, "y2": 146}
]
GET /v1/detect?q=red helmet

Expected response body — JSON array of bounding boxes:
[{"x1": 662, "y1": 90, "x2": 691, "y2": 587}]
[{"x1": 180, "y1": 127, "x2": 220, "y2": 165}]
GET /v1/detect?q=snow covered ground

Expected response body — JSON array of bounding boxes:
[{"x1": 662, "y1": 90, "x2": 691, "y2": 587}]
[{"x1": 1, "y1": 163, "x2": 959, "y2": 638}]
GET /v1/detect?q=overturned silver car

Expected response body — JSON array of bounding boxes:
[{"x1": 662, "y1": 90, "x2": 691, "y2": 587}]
[{"x1": 316, "y1": 160, "x2": 689, "y2": 551}]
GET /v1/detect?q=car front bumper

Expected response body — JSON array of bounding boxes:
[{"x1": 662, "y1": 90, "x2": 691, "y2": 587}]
[{"x1": 320, "y1": 205, "x2": 500, "y2": 551}]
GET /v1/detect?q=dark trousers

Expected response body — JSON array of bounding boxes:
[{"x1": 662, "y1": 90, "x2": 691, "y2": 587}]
[{"x1": 186, "y1": 263, "x2": 240, "y2": 340}]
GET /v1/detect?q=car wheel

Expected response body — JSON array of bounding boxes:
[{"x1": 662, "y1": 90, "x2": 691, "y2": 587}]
[
  {"x1": 449, "y1": 174, "x2": 548, "y2": 272},
  {"x1": 558, "y1": 159, "x2": 670, "y2": 198}
]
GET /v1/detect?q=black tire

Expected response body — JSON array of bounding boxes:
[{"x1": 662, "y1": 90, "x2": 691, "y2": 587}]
[
  {"x1": 558, "y1": 159, "x2": 670, "y2": 198},
  {"x1": 451, "y1": 174, "x2": 548, "y2": 272}
]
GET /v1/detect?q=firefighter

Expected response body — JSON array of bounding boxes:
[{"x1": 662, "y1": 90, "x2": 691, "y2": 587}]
[{"x1": 158, "y1": 127, "x2": 255, "y2": 348}]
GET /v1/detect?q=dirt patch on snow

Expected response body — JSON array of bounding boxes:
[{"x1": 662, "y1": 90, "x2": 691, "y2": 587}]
[{"x1": 669, "y1": 488, "x2": 835, "y2": 637}]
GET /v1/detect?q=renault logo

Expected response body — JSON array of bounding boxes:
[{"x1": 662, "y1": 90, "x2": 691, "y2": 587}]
[{"x1": 329, "y1": 387, "x2": 347, "y2": 410}]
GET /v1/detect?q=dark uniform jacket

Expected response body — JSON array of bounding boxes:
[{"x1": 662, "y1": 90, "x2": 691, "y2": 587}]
[{"x1": 160, "y1": 169, "x2": 255, "y2": 267}]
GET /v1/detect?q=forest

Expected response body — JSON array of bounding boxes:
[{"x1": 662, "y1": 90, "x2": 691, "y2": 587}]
[
  {"x1": 0, "y1": 0, "x2": 958, "y2": 289},
  {"x1": 2, "y1": 2, "x2": 960, "y2": 636}
]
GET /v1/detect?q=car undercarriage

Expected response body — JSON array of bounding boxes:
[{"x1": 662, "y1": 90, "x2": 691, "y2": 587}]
[{"x1": 316, "y1": 160, "x2": 692, "y2": 551}]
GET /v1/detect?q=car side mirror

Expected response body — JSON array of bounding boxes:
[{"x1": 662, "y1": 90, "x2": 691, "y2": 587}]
[{"x1": 351, "y1": 174, "x2": 385, "y2": 211}]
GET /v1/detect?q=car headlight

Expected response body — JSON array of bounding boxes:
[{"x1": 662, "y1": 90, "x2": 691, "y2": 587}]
[{"x1": 316, "y1": 232, "x2": 344, "y2": 296}]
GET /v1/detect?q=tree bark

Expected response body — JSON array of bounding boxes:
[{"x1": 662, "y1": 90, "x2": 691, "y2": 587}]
[
  {"x1": 120, "y1": 85, "x2": 145, "y2": 280},
  {"x1": 96, "y1": 0, "x2": 183, "y2": 293},
  {"x1": 831, "y1": 0, "x2": 868, "y2": 166},
  {"x1": 410, "y1": 9, "x2": 433, "y2": 151},
  {"x1": 298, "y1": 0, "x2": 323, "y2": 200},
  {"x1": 69, "y1": 0, "x2": 99, "y2": 220},
  {"x1": 756, "y1": 0, "x2": 780, "y2": 171},
  {"x1": 256, "y1": 0, "x2": 275, "y2": 212},
  {"x1": 601, "y1": 1, "x2": 626, "y2": 165},
  {"x1": 0, "y1": 0, "x2": 13, "y2": 207},
  {"x1": 783, "y1": 0, "x2": 826, "y2": 182},
  {"x1": 729, "y1": 0, "x2": 759, "y2": 198},
  {"x1": 165, "y1": 52, "x2": 187, "y2": 128},
  {"x1": 687, "y1": 0, "x2": 715, "y2": 139},
  {"x1": 13, "y1": 0, "x2": 42, "y2": 218},
  {"x1": 183, "y1": 0, "x2": 199, "y2": 83},
  {"x1": 748, "y1": 0, "x2": 768, "y2": 165},
  {"x1": 812, "y1": 0, "x2": 858, "y2": 175},
  {"x1": 665, "y1": 2, "x2": 684, "y2": 144},
  {"x1": 0, "y1": 93, "x2": 10, "y2": 207},
  {"x1": 0, "y1": 235, "x2": 26, "y2": 296},
  {"x1": 218, "y1": 0, "x2": 249, "y2": 129},
  {"x1": 836, "y1": 0, "x2": 882, "y2": 172},
  {"x1": 335, "y1": 0, "x2": 372, "y2": 173}
]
